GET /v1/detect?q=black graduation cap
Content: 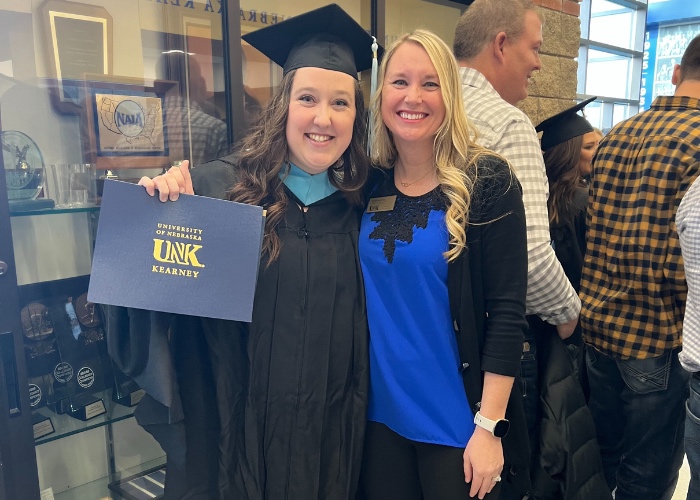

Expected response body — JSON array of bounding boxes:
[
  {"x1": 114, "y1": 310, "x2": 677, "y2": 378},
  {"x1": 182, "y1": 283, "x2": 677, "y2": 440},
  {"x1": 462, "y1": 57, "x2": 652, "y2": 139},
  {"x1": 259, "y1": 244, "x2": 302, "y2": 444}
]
[
  {"x1": 241, "y1": 4, "x2": 381, "y2": 80},
  {"x1": 536, "y1": 97, "x2": 597, "y2": 151}
]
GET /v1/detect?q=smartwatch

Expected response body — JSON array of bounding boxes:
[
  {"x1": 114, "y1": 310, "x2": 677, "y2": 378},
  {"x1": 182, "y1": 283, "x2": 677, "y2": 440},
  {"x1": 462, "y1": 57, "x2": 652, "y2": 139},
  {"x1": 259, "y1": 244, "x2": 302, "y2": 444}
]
[{"x1": 474, "y1": 411, "x2": 510, "y2": 438}]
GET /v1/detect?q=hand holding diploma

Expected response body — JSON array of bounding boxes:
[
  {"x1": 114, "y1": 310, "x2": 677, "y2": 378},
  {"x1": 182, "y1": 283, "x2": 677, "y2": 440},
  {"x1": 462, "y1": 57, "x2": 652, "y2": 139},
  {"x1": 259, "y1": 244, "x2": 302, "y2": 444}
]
[{"x1": 140, "y1": 160, "x2": 194, "y2": 201}]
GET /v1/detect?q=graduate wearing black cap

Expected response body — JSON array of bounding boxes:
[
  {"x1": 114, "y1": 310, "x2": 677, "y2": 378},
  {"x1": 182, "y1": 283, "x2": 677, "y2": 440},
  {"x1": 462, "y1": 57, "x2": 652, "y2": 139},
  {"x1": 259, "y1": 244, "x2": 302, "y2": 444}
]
[
  {"x1": 525, "y1": 99, "x2": 611, "y2": 500},
  {"x1": 535, "y1": 97, "x2": 597, "y2": 290},
  {"x1": 108, "y1": 5, "x2": 381, "y2": 499},
  {"x1": 536, "y1": 97, "x2": 596, "y2": 153}
]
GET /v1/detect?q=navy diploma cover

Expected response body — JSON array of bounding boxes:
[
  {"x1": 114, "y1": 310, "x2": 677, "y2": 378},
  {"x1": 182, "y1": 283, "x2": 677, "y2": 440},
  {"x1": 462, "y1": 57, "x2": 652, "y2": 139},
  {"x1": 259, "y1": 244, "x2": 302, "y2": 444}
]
[{"x1": 88, "y1": 180, "x2": 264, "y2": 322}]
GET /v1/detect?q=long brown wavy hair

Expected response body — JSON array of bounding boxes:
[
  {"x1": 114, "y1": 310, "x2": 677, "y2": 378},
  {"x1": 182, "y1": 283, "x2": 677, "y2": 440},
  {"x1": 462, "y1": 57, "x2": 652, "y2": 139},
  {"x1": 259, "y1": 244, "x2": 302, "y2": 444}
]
[
  {"x1": 543, "y1": 134, "x2": 584, "y2": 224},
  {"x1": 228, "y1": 69, "x2": 369, "y2": 263}
]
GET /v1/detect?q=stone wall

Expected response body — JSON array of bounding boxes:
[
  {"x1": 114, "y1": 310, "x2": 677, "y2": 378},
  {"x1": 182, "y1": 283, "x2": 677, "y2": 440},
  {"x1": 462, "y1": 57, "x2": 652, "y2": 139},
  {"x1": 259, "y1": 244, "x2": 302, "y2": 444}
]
[{"x1": 519, "y1": 0, "x2": 582, "y2": 125}]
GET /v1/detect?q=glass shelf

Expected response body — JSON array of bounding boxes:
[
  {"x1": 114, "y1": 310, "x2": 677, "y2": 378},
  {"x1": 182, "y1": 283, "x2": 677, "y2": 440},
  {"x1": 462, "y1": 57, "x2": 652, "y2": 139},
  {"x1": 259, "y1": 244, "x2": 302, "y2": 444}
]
[
  {"x1": 34, "y1": 389, "x2": 139, "y2": 445},
  {"x1": 54, "y1": 457, "x2": 166, "y2": 500},
  {"x1": 9, "y1": 205, "x2": 100, "y2": 217}
]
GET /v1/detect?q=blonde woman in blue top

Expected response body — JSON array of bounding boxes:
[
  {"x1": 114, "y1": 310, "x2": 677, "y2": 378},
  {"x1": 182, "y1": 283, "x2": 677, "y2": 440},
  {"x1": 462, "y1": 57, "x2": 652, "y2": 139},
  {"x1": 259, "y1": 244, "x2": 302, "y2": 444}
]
[{"x1": 359, "y1": 30, "x2": 530, "y2": 500}]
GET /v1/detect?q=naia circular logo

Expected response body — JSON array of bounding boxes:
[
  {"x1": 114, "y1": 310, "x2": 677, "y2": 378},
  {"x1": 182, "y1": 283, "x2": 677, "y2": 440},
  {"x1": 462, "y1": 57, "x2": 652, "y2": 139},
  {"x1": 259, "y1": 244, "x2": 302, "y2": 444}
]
[{"x1": 114, "y1": 100, "x2": 146, "y2": 137}]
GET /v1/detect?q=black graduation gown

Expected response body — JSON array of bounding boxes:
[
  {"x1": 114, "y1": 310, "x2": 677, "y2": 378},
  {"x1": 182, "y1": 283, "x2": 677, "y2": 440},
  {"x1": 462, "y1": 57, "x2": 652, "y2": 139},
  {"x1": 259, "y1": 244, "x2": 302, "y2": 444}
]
[
  {"x1": 547, "y1": 185, "x2": 588, "y2": 348},
  {"x1": 550, "y1": 186, "x2": 587, "y2": 295},
  {"x1": 106, "y1": 160, "x2": 369, "y2": 500}
]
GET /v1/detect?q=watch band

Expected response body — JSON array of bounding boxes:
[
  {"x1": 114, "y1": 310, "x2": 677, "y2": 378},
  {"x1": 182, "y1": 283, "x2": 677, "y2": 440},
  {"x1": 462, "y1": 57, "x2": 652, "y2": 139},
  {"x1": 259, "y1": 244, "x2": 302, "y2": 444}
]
[
  {"x1": 474, "y1": 411, "x2": 497, "y2": 433},
  {"x1": 474, "y1": 411, "x2": 509, "y2": 438}
]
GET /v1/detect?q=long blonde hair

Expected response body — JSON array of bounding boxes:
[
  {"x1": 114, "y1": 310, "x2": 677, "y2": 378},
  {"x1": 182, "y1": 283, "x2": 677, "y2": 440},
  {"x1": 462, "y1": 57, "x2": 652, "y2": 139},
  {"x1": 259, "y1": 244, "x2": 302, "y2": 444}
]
[{"x1": 371, "y1": 29, "x2": 500, "y2": 261}]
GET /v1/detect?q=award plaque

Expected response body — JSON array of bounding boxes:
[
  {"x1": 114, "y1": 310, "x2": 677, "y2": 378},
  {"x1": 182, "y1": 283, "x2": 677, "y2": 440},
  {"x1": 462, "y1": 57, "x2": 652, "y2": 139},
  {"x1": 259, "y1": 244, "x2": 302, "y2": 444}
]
[
  {"x1": 48, "y1": 360, "x2": 73, "y2": 414},
  {"x1": 32, "y1": 412, "x2": 55, "y2": 440},
  {"x1": 29, "y1": 382, "x2": 44, "y2": 408},
  {"x1": 74, "y1": 293, "x2": 107, "y2": 343},
  {"x1": 28, "y1": 375, "x2": 51, "y2": 411},
  {"x1": 2, "y1": 130, "x2": 55, "y2": 212},
  {"x1": 68, "y1": 393, "x2": 106, "y2": 421},
  {"x1": 21, "y1": 302, "x2": 54, "y2": 339},
  {"x1": 21, "y1": 303, "x2": 61, "y2": 378}
]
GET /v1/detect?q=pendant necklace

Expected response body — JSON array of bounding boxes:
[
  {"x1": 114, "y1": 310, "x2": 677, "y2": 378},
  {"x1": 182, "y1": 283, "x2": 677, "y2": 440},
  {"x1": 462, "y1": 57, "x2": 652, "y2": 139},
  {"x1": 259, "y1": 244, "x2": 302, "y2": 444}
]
[{"x1": 398, "y1": 166, "x2": 435, "y2": 187}]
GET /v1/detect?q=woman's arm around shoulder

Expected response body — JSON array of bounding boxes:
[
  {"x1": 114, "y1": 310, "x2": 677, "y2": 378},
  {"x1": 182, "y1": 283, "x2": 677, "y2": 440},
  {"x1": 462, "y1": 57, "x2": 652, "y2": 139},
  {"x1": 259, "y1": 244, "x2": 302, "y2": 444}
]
[{"x1": 469, "y1": 155, "x2": 523, "y2": 225}]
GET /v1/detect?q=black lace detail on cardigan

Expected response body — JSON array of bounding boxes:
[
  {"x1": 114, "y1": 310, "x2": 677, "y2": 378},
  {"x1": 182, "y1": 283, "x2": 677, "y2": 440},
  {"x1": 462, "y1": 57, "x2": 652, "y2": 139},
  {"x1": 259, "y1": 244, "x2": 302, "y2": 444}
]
[{"x1": 368, "y1": 183, "x2": 447, "y2": 263}]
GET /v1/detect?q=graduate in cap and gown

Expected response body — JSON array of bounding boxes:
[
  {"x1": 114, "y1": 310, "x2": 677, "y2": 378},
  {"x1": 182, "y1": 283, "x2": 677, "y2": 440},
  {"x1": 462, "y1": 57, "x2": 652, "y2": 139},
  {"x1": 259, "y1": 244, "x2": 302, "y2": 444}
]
[
  {"x1": 524, "y1": 98, "x2": 611, "y2": 500},
  {"x1": 106, "y1": 5, "x2": 381, "y2": 499},
  {"x1": 536, "y1": 97, "x2": 598, "y2": 300}
]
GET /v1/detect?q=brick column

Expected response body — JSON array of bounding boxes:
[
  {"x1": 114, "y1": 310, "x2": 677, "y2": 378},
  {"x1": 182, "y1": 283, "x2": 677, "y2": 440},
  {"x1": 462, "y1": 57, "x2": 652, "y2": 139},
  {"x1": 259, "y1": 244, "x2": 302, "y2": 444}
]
[{"x1": 518, "y1": 0, "x2": 582, "y2": 125}]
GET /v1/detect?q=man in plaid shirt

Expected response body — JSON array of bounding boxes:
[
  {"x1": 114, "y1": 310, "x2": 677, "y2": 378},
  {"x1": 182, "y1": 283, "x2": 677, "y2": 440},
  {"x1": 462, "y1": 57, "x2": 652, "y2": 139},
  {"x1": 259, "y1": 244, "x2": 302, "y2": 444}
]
[
  {"x1": 580, "y1": 35, "x2": 700, "y2": 500},
  {"x1": 454, "y1": 0, "x2": 581, "y2": 337}
]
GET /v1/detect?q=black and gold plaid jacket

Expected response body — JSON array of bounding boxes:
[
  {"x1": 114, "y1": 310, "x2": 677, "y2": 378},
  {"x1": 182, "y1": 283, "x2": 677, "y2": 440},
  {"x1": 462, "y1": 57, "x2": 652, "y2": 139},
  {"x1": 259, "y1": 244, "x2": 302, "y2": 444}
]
[{"x1": 580, "y1": 95, "x2": 700, "y2": 359}]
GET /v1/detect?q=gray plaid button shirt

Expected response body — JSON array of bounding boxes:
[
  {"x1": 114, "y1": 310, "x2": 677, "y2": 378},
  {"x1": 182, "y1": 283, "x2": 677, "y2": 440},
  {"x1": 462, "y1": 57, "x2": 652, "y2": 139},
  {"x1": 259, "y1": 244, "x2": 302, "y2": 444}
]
[
  {"x1": 679, "y1": 176, "x2": 700, "y2": 372},
  {"x1": 459, "y1": 67, "x2": 580, "y2": 325}
]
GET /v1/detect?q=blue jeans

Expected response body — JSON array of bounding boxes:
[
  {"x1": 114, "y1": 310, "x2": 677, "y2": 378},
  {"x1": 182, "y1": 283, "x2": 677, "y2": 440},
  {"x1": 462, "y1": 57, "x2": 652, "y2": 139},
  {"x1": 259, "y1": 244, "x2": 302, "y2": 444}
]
[
  {"x1": 586, "y1": 346, "x2": 688, "y2": 500},
  {"x1": 686, "y1": 373, "x2": 700, "y2": 500}
]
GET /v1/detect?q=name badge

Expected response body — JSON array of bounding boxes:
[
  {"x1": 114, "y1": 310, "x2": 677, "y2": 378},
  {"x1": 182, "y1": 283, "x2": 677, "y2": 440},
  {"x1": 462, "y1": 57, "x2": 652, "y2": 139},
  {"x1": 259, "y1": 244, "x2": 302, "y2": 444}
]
[{"x1": 366, "y1": 195, "x2": 397, "y2": 213}]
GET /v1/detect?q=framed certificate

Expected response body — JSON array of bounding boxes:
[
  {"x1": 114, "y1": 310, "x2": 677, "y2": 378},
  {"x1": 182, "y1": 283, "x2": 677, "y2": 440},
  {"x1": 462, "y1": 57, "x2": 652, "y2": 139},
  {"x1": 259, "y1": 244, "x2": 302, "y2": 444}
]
[
  {"x1": 81, "y1": 78, "x2": 176, "y2": 170},
  {"x1": 92, "y1": 90, "x2": 168, "y2": 157},
  {"x1": 42, "y1": 0, "x2": 113, "y2": 113}
]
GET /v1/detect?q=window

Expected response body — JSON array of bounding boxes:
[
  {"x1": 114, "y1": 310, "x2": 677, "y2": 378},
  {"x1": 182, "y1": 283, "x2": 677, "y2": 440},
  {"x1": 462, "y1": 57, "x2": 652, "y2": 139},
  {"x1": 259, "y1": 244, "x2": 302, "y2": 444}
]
[
  {"x1": 589, "y1": 0, "x2": 637, "y2": 49},
  {"x1": 585, "y1": 49, "x2": 633, "y2": 98},
  {"x1": 578, "y1": 0, "x2": 648, "y2": 130}
]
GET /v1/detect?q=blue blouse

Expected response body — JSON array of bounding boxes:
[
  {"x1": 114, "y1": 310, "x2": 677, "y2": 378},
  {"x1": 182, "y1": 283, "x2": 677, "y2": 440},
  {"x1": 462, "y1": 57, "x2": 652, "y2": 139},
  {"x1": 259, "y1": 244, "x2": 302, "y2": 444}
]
[{"x1": 359, "y1": 178, "x2": 475, "y2": 447}]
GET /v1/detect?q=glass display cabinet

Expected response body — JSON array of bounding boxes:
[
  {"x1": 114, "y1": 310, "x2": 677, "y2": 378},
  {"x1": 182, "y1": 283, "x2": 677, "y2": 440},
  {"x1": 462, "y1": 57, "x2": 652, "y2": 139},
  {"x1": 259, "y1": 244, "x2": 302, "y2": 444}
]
[{"x1": 0, "y1": 1, "x2": 238, "y2": 498}]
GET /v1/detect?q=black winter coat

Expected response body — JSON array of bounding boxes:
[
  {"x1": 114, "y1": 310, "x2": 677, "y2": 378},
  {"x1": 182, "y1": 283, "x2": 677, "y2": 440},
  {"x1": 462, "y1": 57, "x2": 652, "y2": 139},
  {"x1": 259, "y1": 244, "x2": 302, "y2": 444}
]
[
  {"x1": 528, "y1": 320, "x2": 611, "y2": 500},
  {"x1": 528, "y1": 185, "x2": 610, "y2": 500}
]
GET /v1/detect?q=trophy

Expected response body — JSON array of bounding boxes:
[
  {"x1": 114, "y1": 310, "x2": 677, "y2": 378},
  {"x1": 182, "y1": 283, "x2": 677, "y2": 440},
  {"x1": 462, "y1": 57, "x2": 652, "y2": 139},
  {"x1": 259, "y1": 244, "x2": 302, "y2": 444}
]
[
  {"x1": 20, "y1": 302, "x2": 60, "y2": 438},
  {"x1": 27, "y1": 376, "x2": 55, "y2": 440},
  {"x1": 73, "y1": 295, "x2": 144, "y2": 409},
  {"x1": 1, "y1": 130, "x2": 54, "y2": 212},
  {"x1": 37, "y1": 295, "x2": 108, "y2": 421}
]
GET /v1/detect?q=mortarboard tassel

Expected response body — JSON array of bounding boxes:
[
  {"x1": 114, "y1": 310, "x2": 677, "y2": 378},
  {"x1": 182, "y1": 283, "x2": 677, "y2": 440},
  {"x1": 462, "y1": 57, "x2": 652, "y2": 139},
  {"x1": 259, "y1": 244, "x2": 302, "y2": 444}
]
[{"x1": 367, "y1": 36, "x2": 379, "y2": 156}]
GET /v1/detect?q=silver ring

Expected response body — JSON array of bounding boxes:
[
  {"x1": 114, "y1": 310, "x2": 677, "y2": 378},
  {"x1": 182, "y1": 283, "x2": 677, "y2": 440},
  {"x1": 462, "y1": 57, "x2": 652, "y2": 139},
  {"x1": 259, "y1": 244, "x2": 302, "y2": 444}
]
[{"x1": 492, "y1": 476, "x2": 501, "y2": 482}]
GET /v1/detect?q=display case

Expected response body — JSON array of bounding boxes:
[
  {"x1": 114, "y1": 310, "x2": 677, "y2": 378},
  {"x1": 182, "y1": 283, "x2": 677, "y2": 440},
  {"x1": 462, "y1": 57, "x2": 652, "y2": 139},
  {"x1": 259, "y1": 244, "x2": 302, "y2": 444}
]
[
  {"x1": 4, "y1": 200, "x2": 166, "y2": 499},
  {"x1": 0, "y1": 1, "x2": 240, "y2": 498}
]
